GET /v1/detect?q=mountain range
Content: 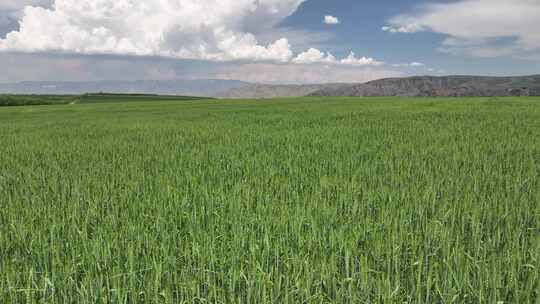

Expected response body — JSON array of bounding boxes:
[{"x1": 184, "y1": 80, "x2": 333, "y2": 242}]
[
  {"x1": 1, "y1": 75, "x2": 539, "y2": 98},
  {"x1": 309, "y1": 75, "x2": 540, "y2": 97},
  {"x1": 0, "y1": 79, "x2": 248, "y2": 97},
  {"x1": 217, "y1": 83, "x2": 345, "y2": 99}
]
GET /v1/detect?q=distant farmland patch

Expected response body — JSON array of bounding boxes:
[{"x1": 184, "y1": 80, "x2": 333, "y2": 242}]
[
  {"x1": 0, "y1": 95, "x2": 78, "y2": 106},
  {"x1": 79, "y1": 93, "x2": 212, "y2": 104},
  {"x1": 0, "y1": 93, "x2": 210, "y2": 106}
]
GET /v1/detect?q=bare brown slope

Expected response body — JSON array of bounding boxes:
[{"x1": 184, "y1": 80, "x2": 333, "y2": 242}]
[{"x1": 309, "y1": 75, "x2": 540, "y2": 97}]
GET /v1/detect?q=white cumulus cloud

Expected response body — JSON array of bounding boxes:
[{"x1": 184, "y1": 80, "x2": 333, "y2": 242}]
[
  {"x1": 293, "y1": 49, "x2": 384, "y2": 66},
  {"x1": 292, "y1": 48, "x2": 336, "y2": 64},
  {"x1": 383, "y1": 0, "x2": 540, "y2": 58},
  {"x1": 339, "y1": 52, "x2": 384, "y2": 66},
  {"x1": 0, "y1": 0, "x2": 306, "y2": 62},
  {"x1": 0, "y1": 0, "x2": 418, "y2": 76},
  {"x1": 409, "y1": 62, "x2": 425, "y2": 67},
  {"x1": 324, "y1": 15, "x2": 339, "y2": 25},
  {"x1": 381, "y1": 24, "x2": 424, "y2": 34},
  {"x1": 392, "y1": 62, "x2": 425, "y2": 67}
]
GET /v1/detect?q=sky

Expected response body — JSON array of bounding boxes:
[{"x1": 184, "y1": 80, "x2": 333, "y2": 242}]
[{"x1": 0, "y1": 0, "x2": 539, "y2": 84}]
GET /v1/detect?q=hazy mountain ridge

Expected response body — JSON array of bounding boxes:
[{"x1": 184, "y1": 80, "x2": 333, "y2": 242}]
[
  {"x1": 217, "y1": 83, "x2": 346, "y2": 99},
  {"x1": 309, "y1": 75, "x2": 540, "y2": 97},
  {"x1": 0, "y1": 79, "x2": 250, "y2": 97},
  {"x1": 2, "y1": 75, "x2": 540, "y2": 98}
]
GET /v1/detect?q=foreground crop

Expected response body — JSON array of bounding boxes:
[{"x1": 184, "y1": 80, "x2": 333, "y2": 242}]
[{"x1": 1, "y1": 97, "x2": 539, "y2": 303}]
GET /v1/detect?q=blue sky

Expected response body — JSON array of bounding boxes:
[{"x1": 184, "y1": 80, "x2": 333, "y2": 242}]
[
  {"x1": 282, "y1": 0, "x2": 540, "y2": 75},
  {"x1": 1, "y1": 0, "x2": 539, "y2": 83},
  {"x1": 283, "y1": 0, "x2": 442, "y2": 62}
]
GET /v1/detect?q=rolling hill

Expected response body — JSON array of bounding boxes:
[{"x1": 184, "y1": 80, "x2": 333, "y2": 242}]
[
  {"x1": 2, "y1": 75, "x2": 540, "y2": 99},
  {"x1": 309, "y1": 75, "x2": 540, "y2": 97}
]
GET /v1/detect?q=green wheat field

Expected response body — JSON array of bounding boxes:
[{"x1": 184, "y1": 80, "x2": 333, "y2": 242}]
[{"x1": 1, "y1": 96, "x2": 539, "y2": 303}]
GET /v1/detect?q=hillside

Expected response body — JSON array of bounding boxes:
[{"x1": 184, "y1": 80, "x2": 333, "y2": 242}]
[
  {"x1": 217, "y1": 83, "x2": 345, "y2": 99},
  {"x1": 3, "y1": 76, "x2": 540, "y2": 99},
  {"x1": 309, "y1": 75, "x2": 540, "y2": 97}
]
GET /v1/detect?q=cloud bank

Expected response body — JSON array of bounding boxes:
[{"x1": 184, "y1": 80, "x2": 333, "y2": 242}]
[
  {"x1": 212, "y1": 63, "x2": 403, "y2": 84},
  {"x1": 292, "y1": 48, "x2": 384, "y2": 66},
  {"x1": 383, "y1": 0, "x2": 540, "y2": 58},
  {"x1": 0, "y1": 0, "x2": 437, "y2": 84},
  {"x1": 0, "y1": 0, "x2": 304, "y2": 62},
  {"x1": 0, "y1": 52, "x2": 405, "y2": 84},
  {"x1": 0, "y1": 0, "x2": 385, "y2": 67}
]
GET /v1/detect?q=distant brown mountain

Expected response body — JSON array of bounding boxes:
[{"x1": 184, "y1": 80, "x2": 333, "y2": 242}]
[
  {"x1": 216, "y1": 83, "x2": 345, "y2": 99},
  {"x1": 309, "y1": 75, "x2": 540, "y2": 97},
  {"x1": 3, "y1": 75, "x2": 539, "y2": 99}
]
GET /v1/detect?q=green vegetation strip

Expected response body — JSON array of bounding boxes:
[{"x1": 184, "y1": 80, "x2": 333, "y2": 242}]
[
  {"x1": 0, "y1": 93, "x2": 210, "y2": 106},
  {"x1": 0, "y1": 97, "x2": 539, "y2": 303},
  {"x1": 0, "y1": 95, "x2": 78, "y2": 106},
  {"x1": 78, "y1": 93, "x2": 211, "y2": 104}
]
